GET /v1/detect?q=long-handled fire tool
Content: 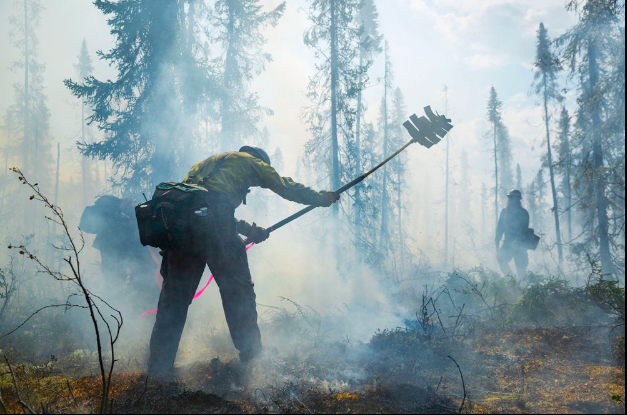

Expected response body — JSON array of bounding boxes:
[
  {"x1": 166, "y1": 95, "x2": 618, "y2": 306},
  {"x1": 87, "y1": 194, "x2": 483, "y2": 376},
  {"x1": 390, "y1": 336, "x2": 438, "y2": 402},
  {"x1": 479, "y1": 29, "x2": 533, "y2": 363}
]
[
  {"x1": 263, "y1": 106, "x2": 453, "y2": 237},
  {"x1": 141, "y1": 106, "x2": 452, "y2": 317}
]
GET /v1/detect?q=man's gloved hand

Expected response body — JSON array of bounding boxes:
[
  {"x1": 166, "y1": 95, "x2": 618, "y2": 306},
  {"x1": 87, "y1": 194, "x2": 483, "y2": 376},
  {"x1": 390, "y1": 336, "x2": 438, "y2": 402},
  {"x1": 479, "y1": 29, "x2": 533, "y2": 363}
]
[
  {"x1": 248, "y1": 223, "x2": 270, "y2": 244},
  {"x1": 319, "y1": 191, "x2": 340, "y2": 208}
]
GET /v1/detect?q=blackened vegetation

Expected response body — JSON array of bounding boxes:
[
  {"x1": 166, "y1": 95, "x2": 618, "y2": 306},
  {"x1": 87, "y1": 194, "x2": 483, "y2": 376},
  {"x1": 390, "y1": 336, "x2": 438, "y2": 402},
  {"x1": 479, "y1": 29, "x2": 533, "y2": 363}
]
[
  {"x1": 0, "y1": 265, "x2": 623, "y2": 413},
  {"x1": 374, "y1": 266, "x2": 625, "y2": 413}
]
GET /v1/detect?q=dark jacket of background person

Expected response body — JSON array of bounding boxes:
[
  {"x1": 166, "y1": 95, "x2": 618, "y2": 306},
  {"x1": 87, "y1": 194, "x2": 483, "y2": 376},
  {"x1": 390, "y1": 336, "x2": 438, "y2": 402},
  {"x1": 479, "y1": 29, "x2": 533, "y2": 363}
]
[
  {"x1": 80, "y1": 196, "x2": 157, "y2": 299},
  {"x1": 495, "y1": 201, "x2": 531, "y2": 279},
  {"x1": 496, "y1": 205, "x2": 530, "y2": 247}
]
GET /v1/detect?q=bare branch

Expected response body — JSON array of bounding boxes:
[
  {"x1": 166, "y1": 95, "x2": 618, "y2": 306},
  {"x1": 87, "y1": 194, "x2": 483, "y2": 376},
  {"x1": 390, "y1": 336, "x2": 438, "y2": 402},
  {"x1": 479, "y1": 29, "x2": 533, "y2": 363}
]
[{"x1": 3, "y1": 354, "x2": 36, "y2": 414}]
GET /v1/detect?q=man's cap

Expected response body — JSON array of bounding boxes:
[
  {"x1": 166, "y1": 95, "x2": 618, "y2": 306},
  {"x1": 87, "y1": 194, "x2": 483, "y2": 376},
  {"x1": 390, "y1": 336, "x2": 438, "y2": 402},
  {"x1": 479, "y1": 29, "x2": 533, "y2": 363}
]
[
  {"x1": 239, "y1": 146, "x2": 271, "y2": 166},
  {"x1": 507, "y1": 189, "x2": 523, "y2": 198}
]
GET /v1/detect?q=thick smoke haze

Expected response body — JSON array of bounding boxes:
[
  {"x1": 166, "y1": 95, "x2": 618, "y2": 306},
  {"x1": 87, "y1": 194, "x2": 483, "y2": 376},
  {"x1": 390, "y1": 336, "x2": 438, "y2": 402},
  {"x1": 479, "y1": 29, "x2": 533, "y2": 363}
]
[
  {"x1": 7, "y1": 0, "x2": 578, "y2": 267},
  {"x1": 0, "y1": 1, "x2": 623, "y2": 413}
]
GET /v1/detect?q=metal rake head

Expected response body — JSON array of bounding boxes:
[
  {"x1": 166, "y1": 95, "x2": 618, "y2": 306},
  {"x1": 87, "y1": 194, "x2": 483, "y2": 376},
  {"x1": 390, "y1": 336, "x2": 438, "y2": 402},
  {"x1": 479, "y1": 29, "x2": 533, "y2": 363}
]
[{"x1": 403, "y1": 106, "x2": 454, "y2": 148}]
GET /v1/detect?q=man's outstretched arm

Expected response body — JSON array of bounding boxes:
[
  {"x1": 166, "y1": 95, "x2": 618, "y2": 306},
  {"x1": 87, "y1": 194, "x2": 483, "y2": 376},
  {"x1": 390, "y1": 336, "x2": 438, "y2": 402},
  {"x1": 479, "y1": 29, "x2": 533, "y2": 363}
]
[{"x1": 249, "y1": 158, "x2": 339, "y2": 207}]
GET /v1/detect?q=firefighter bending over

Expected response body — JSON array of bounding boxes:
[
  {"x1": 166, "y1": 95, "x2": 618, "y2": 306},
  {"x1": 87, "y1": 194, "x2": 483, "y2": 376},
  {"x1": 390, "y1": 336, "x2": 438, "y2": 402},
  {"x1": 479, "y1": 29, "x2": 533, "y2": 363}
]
[
  {"x1": 147, "y1": 146, "x2": 340, "y2": 377},
  {"x1": 495, "y1": 189, "x2": 531, "y2": 279}
]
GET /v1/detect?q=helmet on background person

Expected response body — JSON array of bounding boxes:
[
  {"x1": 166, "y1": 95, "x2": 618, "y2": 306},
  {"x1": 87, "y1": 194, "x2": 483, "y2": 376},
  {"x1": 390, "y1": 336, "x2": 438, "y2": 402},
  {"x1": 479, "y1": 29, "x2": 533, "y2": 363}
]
[
  {"x1": 239, "y1": 146, "x2": 272, "y2": 166},
  {"x1": 507, "y1": 189, "x2": 523, "y2": 199}
]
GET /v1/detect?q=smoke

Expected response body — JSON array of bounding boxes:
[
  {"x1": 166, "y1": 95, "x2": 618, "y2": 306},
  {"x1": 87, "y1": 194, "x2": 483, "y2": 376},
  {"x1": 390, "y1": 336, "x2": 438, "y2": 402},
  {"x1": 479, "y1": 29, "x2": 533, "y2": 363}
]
[{"x1": 0, "y1": 2, "x2": 623, "y2": 413}]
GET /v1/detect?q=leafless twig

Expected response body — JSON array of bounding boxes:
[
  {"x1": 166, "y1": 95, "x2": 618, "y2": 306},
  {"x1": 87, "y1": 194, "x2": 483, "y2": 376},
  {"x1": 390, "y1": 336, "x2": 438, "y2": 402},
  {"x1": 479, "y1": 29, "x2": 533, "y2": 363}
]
[
  {"x1": 448, "y1": 355, "x2": 467, "y2": 414},
  {"x1": 0, "y1": 303, "x2": 86, "y2": 341},
  {"x1": 7, "y1": 168, "x2": 123, "y2": 414},
  {"x1": 0, "y1": 389, "x2": 8, "y2": 414}
]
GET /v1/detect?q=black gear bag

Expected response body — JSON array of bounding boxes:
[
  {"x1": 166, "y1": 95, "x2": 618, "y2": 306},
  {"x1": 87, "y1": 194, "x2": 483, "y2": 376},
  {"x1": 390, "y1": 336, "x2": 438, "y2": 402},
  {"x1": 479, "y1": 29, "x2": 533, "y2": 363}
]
[
  {"x1": 135, "y1": 154, "x2": 234, "y2": 256},
  {"x1": 523, "y1": 228, "x2": 541, "y2": 251},
  {"x1": 135, "y1": 182, "x2": 214, "y2": 256}
]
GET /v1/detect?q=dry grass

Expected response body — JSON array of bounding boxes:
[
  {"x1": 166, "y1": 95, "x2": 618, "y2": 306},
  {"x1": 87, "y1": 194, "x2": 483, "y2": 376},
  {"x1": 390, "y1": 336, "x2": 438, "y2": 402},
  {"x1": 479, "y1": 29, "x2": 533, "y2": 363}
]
[{"x1": 471, "y1": 327, "x2": 625, "y2": 414}]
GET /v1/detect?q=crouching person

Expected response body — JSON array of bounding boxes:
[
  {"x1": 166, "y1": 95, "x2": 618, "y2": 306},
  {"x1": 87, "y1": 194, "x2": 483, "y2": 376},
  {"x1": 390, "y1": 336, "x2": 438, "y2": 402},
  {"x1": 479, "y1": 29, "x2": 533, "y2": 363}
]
[{"x1": 146, "y1": 146, "x2": 340, "y2": 377}]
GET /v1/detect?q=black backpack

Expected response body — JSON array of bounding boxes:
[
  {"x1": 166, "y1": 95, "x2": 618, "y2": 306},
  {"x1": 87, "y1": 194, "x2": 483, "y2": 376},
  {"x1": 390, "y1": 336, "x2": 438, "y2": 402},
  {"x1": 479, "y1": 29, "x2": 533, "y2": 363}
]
[
  {"x1": 135, "y1": 182, "x2": 214, "y2": 256},
  {"x1": 135, "y1": 154, "x2": 233, "y2": 256}
]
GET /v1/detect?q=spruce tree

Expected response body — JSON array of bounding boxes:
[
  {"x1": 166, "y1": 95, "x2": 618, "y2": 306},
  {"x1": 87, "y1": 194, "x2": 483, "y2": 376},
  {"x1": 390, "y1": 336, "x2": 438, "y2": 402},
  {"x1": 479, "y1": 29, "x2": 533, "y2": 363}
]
[
  {"x1": 75, "y1": 39, "x2": 96, "y2": 206},
  {"x1": 558, "y1": 0, "x2": 623, "y2": 275},
  {"x1": 533, "y1": 22, "x2": 564, "y2": 266},
  {"x1": 389, "y1": 87, "x2": 408, "y2": 273},
  {"x1": 272, "y1": 147, "x2": 285, "y2": 173},
  {"x1": 486, "y1": 87, "x2": 514, "y2": 226},
  {"x1": 211, "y1": 0, "x2": 285, "y2": 151},
  {"x1": 6, "y1": 0, "x2": 53, "y2": 233},
  {"x1": 354, "y1": 0, "x2": 382, "y2": 243},
  {"x1": 526, "y1": 178, "x2": 538, "y2": 231},
  {"x1": 378, "y1": 42, "x2": 393, "y2": 249},
  {"x1": 516, "y1": 164, "x2": 523, "y2": 191},
  {"x1": 486, "y1": 87, "x2": 503, "y2": 227},
  {"x1": 7, "y1": 0, "x2": 53, "y2": 184},
  {"x1": 481, "y1": 182, "x2": 488, "y2": 243},
  {"x1": 358, "y1": 122, "x2": 383, "y2": 265},
  {"x1": 533, "y1": 169, "x2": 548, "y2": 233},
  {"x1": 65, "y1": 0, "x2": 217, "y2": 196},
  {"x1": 498, "y1": 123, "x2": 515, "y2": 196},
  {"x1": 443, "y1": 85, "x2": 450, "y2": 268},
  {"x1": 303, "y1": 0, "x2": 368, "y2": 217},
  {"x1": 556, "y1": 107, "x2": 573, "y2": 242}
]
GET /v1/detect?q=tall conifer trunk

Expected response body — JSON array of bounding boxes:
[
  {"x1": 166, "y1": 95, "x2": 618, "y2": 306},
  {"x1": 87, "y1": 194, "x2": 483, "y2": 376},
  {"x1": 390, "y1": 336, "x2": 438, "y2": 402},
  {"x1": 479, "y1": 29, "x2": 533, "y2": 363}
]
[
  {"x1": 379, "y1": 45, "x2": 389, "y2": 247},
  {"x1": 589, "y1": 42, "x2": 613, "y2": 276},
  {"x1": 543, "y1": 76, "x2": 564, "y2": 267},
  {"x1": 330, "y1": 0, "x2": 340, "y2": 216}
]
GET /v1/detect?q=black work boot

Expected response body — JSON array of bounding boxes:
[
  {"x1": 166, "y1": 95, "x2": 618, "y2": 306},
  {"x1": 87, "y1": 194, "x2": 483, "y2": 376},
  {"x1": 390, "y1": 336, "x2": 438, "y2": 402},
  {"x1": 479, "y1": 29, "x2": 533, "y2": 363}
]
[
  {"x1": 147, "y1": 360, "x2": 175, "y2": 384},
  {"x1": 239, "y1": 347, "x2": 262, "y2": 365}
]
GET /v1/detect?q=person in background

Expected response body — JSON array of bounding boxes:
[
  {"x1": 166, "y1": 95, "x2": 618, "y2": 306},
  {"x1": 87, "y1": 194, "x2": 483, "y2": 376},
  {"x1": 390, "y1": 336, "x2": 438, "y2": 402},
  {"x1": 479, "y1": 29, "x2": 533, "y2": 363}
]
[
  {"x1": 80, "y1": 195, "x2": 158, "y2": 302},
  {"x1": 496, "y1": 189, "x2": 530, "y2": 279}
]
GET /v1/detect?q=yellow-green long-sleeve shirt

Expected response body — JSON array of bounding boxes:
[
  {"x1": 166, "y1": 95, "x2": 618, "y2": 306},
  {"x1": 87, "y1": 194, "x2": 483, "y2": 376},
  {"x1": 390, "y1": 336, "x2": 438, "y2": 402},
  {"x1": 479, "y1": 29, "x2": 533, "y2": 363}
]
[{"x1": 183, "y1": 152, "x2": 327, "y2": 208}]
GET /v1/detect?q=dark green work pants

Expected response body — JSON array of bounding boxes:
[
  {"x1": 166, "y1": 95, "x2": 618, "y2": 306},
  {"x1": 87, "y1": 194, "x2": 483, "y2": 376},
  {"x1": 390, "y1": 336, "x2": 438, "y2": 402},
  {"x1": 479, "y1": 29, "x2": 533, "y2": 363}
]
[
  {"x1": 147, "y1": 195, "x2": 262, "y2": 376},
  {"x1": 497, "y1": 241, "x2": 529, "y2": 279}
]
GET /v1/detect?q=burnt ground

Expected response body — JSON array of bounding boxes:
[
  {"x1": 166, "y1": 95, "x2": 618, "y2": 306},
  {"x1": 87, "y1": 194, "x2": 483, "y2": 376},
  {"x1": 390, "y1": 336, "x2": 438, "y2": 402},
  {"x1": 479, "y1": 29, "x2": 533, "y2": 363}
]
[{"x1": 0, "y1": 325, "x2": 623, "y2": 414}]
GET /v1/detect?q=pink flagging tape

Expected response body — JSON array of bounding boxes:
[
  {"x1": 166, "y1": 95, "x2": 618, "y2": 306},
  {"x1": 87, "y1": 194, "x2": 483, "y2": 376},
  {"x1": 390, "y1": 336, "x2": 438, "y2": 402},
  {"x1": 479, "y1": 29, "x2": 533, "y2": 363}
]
[
  {"x1": 140, "y1": 243, "x2": 255, "y2": 318},
  {"x1": 147, "y1": 247, "x2": 163, "y2": 290}
]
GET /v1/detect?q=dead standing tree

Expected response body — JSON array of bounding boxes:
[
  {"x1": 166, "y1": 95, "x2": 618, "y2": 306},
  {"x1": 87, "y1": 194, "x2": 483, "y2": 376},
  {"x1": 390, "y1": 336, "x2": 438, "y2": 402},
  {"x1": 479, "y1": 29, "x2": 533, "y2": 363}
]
[{"x1": 5, "y1": 167, "x2": 122, "y2": 414}]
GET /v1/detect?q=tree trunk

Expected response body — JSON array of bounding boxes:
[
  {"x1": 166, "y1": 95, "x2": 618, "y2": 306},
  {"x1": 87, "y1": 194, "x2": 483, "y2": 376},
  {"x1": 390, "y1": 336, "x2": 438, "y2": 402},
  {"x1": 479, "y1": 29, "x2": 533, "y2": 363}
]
[
  {"x1": 187, "y1": 0, "x2": 195, "y2": 54},
  {"x1": 493, "y1": 124, "x2": 499, "y2": 228},
  {"x1": 50, "y1": 142, "x2": 61, "y2": 249},
  {"x1": 379, "y1": 45, "x2": 389, "y2": 247},
  {"x1": 481, "y1": 185, "x2": 486, "y2": 244},
  {"x1": 330, "y1": 0, "x2": 340, "y2": 216},
  {"x1": 397, "y1": 168, "x2": 403, "y2": 274},
  {"x1": 81, "y1": 100, "x2": 88, "y2": 207},
  {"x1": 179, "y1": 0, "x2": 186, "y2": 50},
  {"x1": 22, "y1": 0, "x2": 30, "y2": 175},
  {"x1": 443, "y1": 86, "x2": 449, "y2": 269},
  {"x1": 543, "y1": 76, "x2": 563, "y2": 267},
  {"x1": 355, "y1": 52, "x2": 363, "y2": 244},
  {"x1": 220, "y1": 2, "x2": 236, "y2": 152},
  {"x1": 0, "y1": 124, "x2": 10, "y2": 220},
  {"x1": 588, "y1": 42, "x2": 613, "y2": 276},
  {"x1": 565, "y1": 148, "x2": 572, "y2": 242},
  {"x1": 23, "y1": 0, "x2": 31, "y2": 231}
]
